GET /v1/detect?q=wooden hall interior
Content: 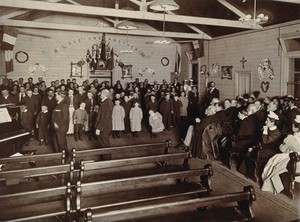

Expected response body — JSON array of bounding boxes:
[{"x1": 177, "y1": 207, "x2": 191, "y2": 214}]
[{"x1": 0, "y1": 0, "x2": 300, "y2": 221}]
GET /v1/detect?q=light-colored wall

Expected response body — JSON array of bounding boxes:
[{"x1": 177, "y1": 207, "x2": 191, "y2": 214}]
[
  {"x1": 2, "y1": 15, "x2": 180, "y2": 87},
  {"x1": 180, "y1": 22, "x2": 300, "y2": 101}
]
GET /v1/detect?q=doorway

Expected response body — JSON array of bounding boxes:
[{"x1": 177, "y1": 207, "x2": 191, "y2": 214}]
[{"x1": 235, "y1": 71, "x2": 252, "y2": 96}]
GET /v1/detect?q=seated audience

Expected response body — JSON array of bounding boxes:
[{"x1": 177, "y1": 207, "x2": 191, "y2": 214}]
[{"x1": 261, "y1": 115, "x2": 300, "y2": 194}]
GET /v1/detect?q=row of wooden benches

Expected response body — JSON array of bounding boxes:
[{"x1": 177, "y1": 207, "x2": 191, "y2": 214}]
[{"x1": 0, "y1": 140, "x2": 256, "y2": 222}]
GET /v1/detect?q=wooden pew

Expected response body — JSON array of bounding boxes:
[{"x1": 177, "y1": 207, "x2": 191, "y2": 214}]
[
  {"x1": 0, "y1": 182, "x2": 72, "y2": 221},
  {"x1": 74, "y1": 164, "x2": 213, "y2": 220},
  {"x1": 0, "y1": 160, "x2": 75, "y2": 185},
  {"x1": 71, "y1": 140, "x2": 172, "y2": 162},
  {"x1": 80, "y1": 185, "x2": 256, "y2": 222},
  {"x1": 280, "y1": 152, "x2": 300, "y2": 199}
]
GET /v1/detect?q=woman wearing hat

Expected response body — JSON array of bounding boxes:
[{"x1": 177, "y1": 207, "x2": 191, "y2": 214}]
[{"x1": 261, "y1": 115, "x2": 300, "y2": 194}]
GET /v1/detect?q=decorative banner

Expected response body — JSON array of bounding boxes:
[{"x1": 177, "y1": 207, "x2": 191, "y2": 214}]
[
  {"x1": 138, "y1": 67, "x2": 156, "y2": 77},
  {"x1": 46, "y1": 35, "x2": 152, "y2": 58},
  {"x1": 211, "y1": 62, "x2": 220, "y2": 76},
  {"x1": 28, "y1": 63, "x2": 48, "y2": 76},
  {"x1": 258, "y1": 59, "x2": 274, "y2": 80},
  {"x1": 261, "y1": 81, "x2": 270, "y2": 93}
]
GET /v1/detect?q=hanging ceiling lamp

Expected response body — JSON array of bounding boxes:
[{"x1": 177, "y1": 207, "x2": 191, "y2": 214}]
[
  {"x1": 149, "y1": 0, "x2": 179, "y2": 44},
  {"x1": 239, "y1": 0, "x2": 268, "y2": 26},
  {"x1": 117, "y1": 21, "x2": 138, "y2": 53},
  {"x1": 150, "y1": 0, "x2": 179, "y2": 11}
]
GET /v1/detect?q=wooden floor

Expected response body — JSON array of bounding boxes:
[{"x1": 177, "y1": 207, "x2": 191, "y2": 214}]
[{"x1": 22, "y1": 126, "x2": 300, "y2": 222}]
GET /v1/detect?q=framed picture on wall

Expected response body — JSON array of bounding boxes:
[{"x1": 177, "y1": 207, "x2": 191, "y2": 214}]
[
  {"x1": 70, "y1": 62, "x2": 83, "y2": 78},
  {"x1": 221, "y1": 66, "x2": 233, "y2": 80},
  {"x1": 122, "y1": 65, "x2": 133, "y2": 79}
]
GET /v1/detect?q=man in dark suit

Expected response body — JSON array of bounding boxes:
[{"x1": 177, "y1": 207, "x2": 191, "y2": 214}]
[
  {"x1": 283, "y1": 96, "x2": 300, "y2": 134},
  {"x1": 95, "y1": 89, "x2": 114, "y2": 148},
  {"x1": 204, "y1": 81, "x2": 220, "y2": 108},
  {"x1": 52, "y1": 90, "x2": 69, "y2": 156}
]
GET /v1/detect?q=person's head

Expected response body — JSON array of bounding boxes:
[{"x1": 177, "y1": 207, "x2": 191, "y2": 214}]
[
  {"x1": 180, "y1": 91, "x2": 186, "y2": 97},
  {"x1": 210, "y1": 81, "x2": 215, "y2": 88},
  {"x1": 19, "y1": 78, "x2": 24, "y2": 84},
  {"x1": 28, "y1": 77, "x2": 33, "y2": 83},
  {"x1": 1, "y1": 86, "x2": 9, "y2": 97},
  {"x1": 94, "y1": 104, "x2": 100, "y2": 112},
  {"x1": 267, "y1": 101, "x2": 278, "y2": 112},
  {"x1": 55, "y1": 90, "x2": 66, "y2": 102},
  {"x1": 114, "y1": 99, "x2": 120, "y2": 106},
  {"x1": 265, "y1": 111, "x2": 279, "y2": 128},
  {"x1": 80, "y1": 102, "x2": 86, "y2": 109},
  {"x1": 231, "y1": 99, "x2": 238, "y2": 107},
  {"x1": 33, "y1": 86, "x2": 39, "y2": 93},
  {"x1": 174, "y1": 95, "x2": 179, "y2": 101},
  {"x1": 254, "y1": 100, "x2": 262, "y2": 111},
  {"x1": 133, "y1": 101, "x2": 140, "y2": 107},
  {"x1": 78, "y1": 86, "x2": 84, "y2": 94},
  {"x1": 247, "y1": 103, "x2": 257, "y2": 115},
  {"x1": 124, "y1": 96, "x2": 129, "y2": 102},
  {"x1": 292, "y1": 115, "x2": 300, "y2": 133},
  {"x1": 149, "y1": 110, "x2": 154, "y2": 116},
  {"x1": 205, "y1": 105, "x2": 217, "y2": 116},
  {"x1": 20, "y1": 102, "x2": 27, "y2": 111},
  {"x1": 165, "y1": 93, "x2": 170, "y2": 100},
  {"x1": 68, "y1": 89, "x2": 74, "y2": 96},
  {"x1": 47, "y1": 89, "x2": 54, "y2": 97},
  {"x1": 100, "y1": 89, "x2": 110, "y2": 101},
  {"x1": 87, "y1": 91, "x2": 93, "y2": 99},
  {"x1": 224, "y1": 99, "x2": 231, "y2": 109},
  {"x1": 38, "y1": 76, "x2": 43, "y2": 83},
  {"x1": 115, "y1": 93, "x2": 121, "y2": 100},
  {"x1": 26, "y1": 89, "x2": 33, "y2": 97},
  {"x1": 41, "y1": 105, "x2": 48, "y2": 112},
  {"x1": 238, "y1": 107, "x2": 248, "y2": 120},
  {"x1": 150, "y1": 95, "x2": 156, "y2": 102}
]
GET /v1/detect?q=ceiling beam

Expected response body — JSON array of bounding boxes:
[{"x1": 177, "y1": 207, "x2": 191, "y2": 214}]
[
  {"x1": 1, "y1": 19, "x2": 211, "y2": 40},
  {"x1": 0, "y1": 9, "x2": 29, "y2": 19},
  {"x1": 217, "y1": 0, "x2": 247, "y2": 18},
  {"x1": 166, "y1": 11, "x2": 212, "y2": 40},
  {"x1": 0, "y1": 0, "x2": 262, "y2": 29},
  {"x1": 272, "y1": 0, "x2": 300, "y2": 4},
  {"x1": 217, "y1": 0, "x2": 262, "y2": 29}
]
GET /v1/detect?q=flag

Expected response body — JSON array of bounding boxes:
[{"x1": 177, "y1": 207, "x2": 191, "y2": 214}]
[
  {"x1": 175, "y1": 47, "x2": 181, "y2": 74},
  {"x1": 100, "y1": 33, "x2": 106, "y2": 61},
  {"x1": 5, "y1": 50, "x2": 14, "y2": 73},
  {"x1": 192, "y1": 40, "x2": 204, "y2": 58},
  {"x1": 1, "y1": 26, "x2": 19, "y2": 50},
  {"x1": 107, "y1": 48, "x2": 115, "y2": 70}
]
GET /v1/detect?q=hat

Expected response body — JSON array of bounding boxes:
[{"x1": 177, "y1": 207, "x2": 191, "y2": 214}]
[
  {"x1": 268, "y1": 111, "x2": 279, "y2": 120},
  {"x1": 295, "y1": 115, "x2": 300, "y2": 124},
  {"x1": 285, "y1": 95, "x2": 298, "y2": 102}
]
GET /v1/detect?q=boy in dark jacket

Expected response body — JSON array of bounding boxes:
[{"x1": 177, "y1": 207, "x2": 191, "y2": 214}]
[{"x1": 36, "y1": 105, "x2": 51, "y2": 146}]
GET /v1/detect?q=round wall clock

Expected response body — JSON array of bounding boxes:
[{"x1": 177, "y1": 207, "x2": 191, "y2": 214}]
[
  {"x1": 15, "y1": 51, "x2": 29, "y2": 63},
  {"x1": 161, "y1": 57, "x2": 169, "y2": 66}
]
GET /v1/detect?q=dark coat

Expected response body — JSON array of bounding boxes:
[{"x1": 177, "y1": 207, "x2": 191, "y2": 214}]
[
  {"x1": 42, "y1": 96, "x2": 57, "y2": 113},
  {"x1": 52, "y1": 98, "x2": 69, "y2": 133},
  {"x1": 22, "y1": 95, "x2": 39, "y2": 115},
  {"x1": 95, "y1": 98, "x2": 114, "y2": 133},
  {"x1": 0, "y1": 94, "x2": 16, "y2": 105},
  {"x1": 74, "y1": 92, "x2": 87, "y2": 110}
]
